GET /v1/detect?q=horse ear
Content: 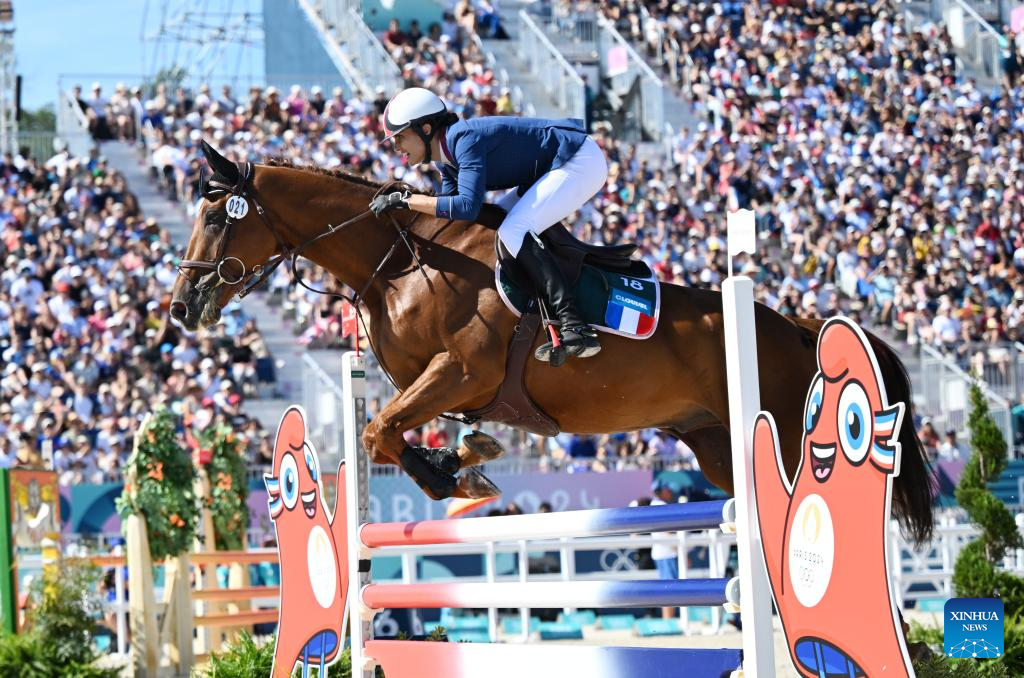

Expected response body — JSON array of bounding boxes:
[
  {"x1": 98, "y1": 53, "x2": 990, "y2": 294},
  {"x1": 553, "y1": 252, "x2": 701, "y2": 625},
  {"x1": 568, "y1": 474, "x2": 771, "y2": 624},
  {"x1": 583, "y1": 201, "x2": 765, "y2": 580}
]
[{"x1": 200, "y1": 139, "x2": 239, "y2": 184}]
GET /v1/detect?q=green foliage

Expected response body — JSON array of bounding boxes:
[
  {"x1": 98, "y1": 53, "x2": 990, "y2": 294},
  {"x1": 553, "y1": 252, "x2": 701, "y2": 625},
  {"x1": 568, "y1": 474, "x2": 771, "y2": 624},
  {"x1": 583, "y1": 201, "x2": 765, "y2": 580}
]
[
  {"x1": 0, "y1": 560, "x2": 119, "y2": 677},
  {"x1": 200, "y1": 424, "x2": 250, "y2": 551},
  {"x1": 908, "y1": 617, "x2": 1024, "y2": 676},
  {"x1": 116, "y1": 408, "x2": 199, "y2": 560},
  {"x1": 946, "y1": 383, "x2": 1024, "y2": 673},
  {"x1": 19, "y1": 105, "x2": 56, "y2": 132},
  {"x1": 26, "y1": 561, "x2": 104, "y2": 666},
  {"x1": 193, "y1": 632, "x2": 361, "y2": 678},
  {"x1": 193, "y1": 631, "x2": 274, "y2": 678},
  {"x1": 953, "y1": 384, "x2": 1024, "y2": 608},
  {"x1": 912, "y1": 651, "x2": 1012, "y2": 677},
  {"x1": 907, "y1": 618, "x2": 945, "y2": 648}
]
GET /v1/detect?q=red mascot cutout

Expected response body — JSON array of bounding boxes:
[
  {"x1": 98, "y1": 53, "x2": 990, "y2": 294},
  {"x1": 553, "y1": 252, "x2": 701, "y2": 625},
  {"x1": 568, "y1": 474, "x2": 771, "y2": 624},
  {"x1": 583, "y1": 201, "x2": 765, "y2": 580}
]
[
  {"x1": 752, "y1": 316, "x2": 914, "y2": 677},
  {"x1": 265, "y1": 407, "x2": 349, "y2": 678}
]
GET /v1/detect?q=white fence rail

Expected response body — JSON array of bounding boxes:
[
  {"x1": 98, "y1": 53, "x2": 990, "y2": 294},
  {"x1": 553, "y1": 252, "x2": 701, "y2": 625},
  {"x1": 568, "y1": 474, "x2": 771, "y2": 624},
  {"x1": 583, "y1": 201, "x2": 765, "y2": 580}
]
[
  {"x1": 56, "y1": 89, "x2": 93, "y2": 158},
  {"x1": 56, "y1": 513, "x2": 1024, "y2": 656}
]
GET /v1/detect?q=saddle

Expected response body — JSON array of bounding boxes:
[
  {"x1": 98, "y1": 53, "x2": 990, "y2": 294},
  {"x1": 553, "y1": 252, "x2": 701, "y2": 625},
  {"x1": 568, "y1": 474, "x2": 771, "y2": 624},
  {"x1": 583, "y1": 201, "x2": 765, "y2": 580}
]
[
  {"x1": 476, "y1": 204, "x2": 642, "y2": 291},
  {"x1": 459, "y1": 205, "x2": 642, "y2": 437}
]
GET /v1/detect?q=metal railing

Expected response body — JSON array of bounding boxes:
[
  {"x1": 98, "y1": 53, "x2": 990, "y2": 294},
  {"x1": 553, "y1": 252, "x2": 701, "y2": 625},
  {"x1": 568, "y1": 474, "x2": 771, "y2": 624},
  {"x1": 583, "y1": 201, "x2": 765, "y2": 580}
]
[
  {"x1": 297, "y1": 0, "x2": 403, "y2": 98},
  {"x1": 527, "y1": 3, "x2": 666, "y2": 140},
  {"x1": 517, "y1": 10, "x2": 586, "y2": 120},
  {"x1": 637, "y1": 4, "x2": 677, "y2": 83},
  {"x1": 548, "y1": 1, "x2": 600, "y2": 60},
  {"x1": 595, "y1": 13, "x2": 665, "y2": 141},
  {"x1": 901, "y1": 0, "x2": 1005, "y2": 81},
  {"x1": 9, "y1": 131, "x2": 58, "y2": 160},
  {"x1": 918, "y1": 343, "x2": 1014, "y2": 448},
  {"x1": 56, "y1": 88, "x2": 93, "y2": 158}
]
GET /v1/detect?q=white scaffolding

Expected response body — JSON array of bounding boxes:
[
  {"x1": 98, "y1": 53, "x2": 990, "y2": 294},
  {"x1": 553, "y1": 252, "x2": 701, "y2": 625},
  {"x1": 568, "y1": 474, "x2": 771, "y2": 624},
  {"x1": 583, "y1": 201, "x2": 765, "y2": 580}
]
[
  {"x1": 141, "y1": 0, "x2": 264, "y2": 88},
  {"x1": 0, "y1": 1, "x2": 16, "y2": 156}
]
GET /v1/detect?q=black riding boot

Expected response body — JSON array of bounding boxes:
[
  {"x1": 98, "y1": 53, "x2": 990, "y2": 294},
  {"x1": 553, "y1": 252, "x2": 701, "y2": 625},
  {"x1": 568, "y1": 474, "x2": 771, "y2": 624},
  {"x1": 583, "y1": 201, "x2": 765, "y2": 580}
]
[{"x1": 515, "y1": 235, "x2": 601, "y2": 365}]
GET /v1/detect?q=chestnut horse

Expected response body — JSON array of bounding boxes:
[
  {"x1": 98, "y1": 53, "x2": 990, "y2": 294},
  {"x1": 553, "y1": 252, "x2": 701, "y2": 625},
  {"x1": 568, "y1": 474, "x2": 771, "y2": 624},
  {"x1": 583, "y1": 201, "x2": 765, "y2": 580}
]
[{"x1": 171, "y1": 143, "x2": 933, "y2": 544}]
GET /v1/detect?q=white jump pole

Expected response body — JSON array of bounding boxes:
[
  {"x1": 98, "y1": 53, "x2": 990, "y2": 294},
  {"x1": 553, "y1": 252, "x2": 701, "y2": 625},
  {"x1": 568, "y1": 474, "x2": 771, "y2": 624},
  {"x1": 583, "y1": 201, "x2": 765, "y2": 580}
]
[
  {"x1": 723, "y1": 209, "x2": 776, "y2": 677},
  {"x1": 343, "y1": 352, "x2": 374, "y2": 678}
]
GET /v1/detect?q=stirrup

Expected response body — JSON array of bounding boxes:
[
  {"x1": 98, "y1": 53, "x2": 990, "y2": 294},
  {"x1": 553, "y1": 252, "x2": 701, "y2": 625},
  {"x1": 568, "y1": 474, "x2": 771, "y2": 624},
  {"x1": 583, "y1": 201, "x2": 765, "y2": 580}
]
[{"x1": 534, "y1": 324, "x2": 601, "y2": 366}]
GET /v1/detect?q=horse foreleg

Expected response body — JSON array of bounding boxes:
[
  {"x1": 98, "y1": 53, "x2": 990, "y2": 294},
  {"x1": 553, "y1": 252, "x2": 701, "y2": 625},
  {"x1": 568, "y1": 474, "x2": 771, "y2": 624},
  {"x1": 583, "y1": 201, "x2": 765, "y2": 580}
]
[{"x1": 362, "y1": 353, "x2": 502, "y2": 500}]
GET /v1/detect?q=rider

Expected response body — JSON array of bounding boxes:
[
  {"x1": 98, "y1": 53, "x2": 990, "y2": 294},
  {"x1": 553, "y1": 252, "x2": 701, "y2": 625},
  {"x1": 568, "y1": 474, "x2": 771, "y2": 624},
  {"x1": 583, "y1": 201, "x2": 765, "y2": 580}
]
[{"x1": 369, "y1": 87, "x2": 608, "y2": 363}]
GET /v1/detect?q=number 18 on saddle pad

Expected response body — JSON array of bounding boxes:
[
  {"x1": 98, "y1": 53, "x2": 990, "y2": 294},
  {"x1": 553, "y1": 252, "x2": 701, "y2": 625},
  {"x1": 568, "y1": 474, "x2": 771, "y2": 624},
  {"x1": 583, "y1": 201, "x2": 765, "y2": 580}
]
[{"x1": 496, "y1": 264, "x2": 660, "y2": 340}]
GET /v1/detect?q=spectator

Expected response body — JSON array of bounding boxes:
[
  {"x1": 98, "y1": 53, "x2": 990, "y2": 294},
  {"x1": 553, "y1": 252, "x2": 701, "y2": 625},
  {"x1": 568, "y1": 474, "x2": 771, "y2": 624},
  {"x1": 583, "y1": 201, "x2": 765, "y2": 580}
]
[{"x1": 938, "y1": 430, "x2": 962, "y2": 461}]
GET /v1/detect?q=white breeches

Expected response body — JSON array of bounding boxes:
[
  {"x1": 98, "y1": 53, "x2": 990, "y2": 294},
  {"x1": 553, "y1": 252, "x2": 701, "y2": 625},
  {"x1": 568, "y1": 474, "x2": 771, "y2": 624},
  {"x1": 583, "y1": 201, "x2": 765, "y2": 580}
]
[{"x1": 497, "y1": 136, "x2": 608, "y2": 256}]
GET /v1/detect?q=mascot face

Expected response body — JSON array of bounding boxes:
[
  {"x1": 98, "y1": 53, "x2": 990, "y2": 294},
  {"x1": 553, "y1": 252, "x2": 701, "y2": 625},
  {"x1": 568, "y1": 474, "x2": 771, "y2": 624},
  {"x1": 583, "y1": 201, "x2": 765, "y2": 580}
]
[
  {"x1": 265, "y1": 408, "x2": 323, "y2": 522},
  {"x1": 802, "y1": 319, "x2": 903, "y2": 484}
]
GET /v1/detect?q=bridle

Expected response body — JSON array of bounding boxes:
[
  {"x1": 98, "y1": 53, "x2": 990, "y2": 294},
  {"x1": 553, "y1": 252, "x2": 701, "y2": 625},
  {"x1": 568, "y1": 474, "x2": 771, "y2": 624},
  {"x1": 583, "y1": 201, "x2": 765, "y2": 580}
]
[
  {"x1": 176, "y1": 158, "x2": 478, "y2": 429},
  {"x1": 177, "y1": 161, "x2": 427, "y2": 305}
]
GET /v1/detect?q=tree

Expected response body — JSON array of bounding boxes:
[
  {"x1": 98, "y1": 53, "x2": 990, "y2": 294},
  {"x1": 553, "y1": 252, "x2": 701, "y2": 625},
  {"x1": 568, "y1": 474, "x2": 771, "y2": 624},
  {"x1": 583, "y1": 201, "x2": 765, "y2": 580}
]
[{"x1": 950, "y1": 383, "x2": 1024, "y2": 672}]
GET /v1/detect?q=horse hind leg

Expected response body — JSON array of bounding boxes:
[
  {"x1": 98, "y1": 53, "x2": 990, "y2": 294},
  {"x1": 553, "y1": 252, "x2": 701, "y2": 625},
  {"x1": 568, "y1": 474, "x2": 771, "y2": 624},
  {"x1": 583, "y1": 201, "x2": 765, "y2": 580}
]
[
  {"x1": 662, "y1": 426, "x2": 736, "y2": 497},
  {"x1": 458, "y1": 431, "x2": 506, "y2": 467}
]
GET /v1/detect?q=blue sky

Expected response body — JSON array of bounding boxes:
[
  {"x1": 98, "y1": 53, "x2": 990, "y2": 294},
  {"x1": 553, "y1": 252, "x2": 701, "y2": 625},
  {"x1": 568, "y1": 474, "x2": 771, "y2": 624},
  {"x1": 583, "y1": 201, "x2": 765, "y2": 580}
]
[
  {"x1": 15, "y1": 0, "x2": 263, "y2": 110},
  {"x1": 16, "y1": 0, "x2": 145, "y2": 109}
]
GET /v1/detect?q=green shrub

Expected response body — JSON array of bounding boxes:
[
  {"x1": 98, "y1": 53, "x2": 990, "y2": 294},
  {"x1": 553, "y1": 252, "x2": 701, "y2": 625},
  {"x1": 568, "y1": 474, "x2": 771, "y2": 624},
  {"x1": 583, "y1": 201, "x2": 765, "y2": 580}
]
[
  {"x1": 941, "y1": 383, "x2": 1024, "y2": 674},
  {"x1": 116, "y1": 408, "x2": 200, "y2": 560},
  {"x1": 195, "y1": 631, "x2": 397, "y2": 677},
  {"x1": 200, "y1": 424, "x2": 250, "y2": 551},
  {"x1": 0, "y1": 560, "x2": 119, "y2": 677}
]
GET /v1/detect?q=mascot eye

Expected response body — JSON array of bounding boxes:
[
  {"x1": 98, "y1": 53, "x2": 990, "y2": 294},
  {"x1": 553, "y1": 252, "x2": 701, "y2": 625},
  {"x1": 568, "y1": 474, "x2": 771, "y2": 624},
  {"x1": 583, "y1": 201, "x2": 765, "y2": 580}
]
[
  {"x1": 304, "y1": 444, "x2": 319, "y2": 483},
  {"x1": 837, "y1": 382, "x2": 871, "y2": 464},
  {"x1": 805, "y1": 376, "x2": 825, "y2": 433},
  {"x1": 280, "y1": 454, "x2": 299, "y2": 509}
]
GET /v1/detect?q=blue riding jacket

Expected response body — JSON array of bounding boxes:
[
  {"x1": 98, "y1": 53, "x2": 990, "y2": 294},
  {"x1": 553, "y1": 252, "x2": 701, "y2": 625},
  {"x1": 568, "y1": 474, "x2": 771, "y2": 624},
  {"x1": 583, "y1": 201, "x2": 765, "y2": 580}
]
[{"x1": 433, "y1": 116, "x2": 589, "y2": 222}]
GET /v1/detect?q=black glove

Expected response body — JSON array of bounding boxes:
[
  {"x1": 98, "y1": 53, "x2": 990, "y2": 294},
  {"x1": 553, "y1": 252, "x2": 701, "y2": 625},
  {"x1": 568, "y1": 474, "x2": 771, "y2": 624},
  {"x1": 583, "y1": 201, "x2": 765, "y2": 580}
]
[{"x1": 369, "y1": 191, "x2": 410, "y2": 217}]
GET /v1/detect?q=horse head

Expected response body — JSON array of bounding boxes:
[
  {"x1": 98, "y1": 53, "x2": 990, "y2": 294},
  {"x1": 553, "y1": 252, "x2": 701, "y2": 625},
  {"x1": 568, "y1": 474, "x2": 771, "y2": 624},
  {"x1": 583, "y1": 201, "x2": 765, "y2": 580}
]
[{"x1": 170, "y1": 140, "x2": 285, "y2": 330}]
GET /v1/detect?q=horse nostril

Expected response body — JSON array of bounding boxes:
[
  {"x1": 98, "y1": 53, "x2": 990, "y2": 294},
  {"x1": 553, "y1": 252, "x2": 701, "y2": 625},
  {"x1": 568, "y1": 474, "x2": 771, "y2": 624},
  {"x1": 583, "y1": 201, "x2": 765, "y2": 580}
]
[{"x1": 169, "y1": 300, "x2": 188, "y2": 320}]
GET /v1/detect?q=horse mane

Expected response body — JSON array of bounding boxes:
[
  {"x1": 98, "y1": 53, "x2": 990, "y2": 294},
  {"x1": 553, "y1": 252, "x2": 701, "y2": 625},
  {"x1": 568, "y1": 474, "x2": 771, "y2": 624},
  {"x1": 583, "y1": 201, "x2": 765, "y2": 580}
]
[{"x1": 261, "y1": 157, "x2": 384, "y2": 189}]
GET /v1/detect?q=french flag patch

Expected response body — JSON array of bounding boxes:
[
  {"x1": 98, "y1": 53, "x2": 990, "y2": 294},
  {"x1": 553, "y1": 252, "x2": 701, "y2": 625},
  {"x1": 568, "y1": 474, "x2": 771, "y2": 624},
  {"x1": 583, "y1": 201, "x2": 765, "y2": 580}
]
[{"x1": 605, "y1": 289, "x2": 655, "y2": 336}]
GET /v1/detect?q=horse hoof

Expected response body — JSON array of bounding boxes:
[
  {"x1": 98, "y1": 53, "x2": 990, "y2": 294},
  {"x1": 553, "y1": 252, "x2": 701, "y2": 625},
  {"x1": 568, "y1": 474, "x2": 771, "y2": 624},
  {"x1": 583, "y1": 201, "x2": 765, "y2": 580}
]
[
  {"x1": 454, "y1": 468, "x2": 501, "y2": 499},
  {"x1": 458, "y1": 431, "x2": 506, "y2": 467}
]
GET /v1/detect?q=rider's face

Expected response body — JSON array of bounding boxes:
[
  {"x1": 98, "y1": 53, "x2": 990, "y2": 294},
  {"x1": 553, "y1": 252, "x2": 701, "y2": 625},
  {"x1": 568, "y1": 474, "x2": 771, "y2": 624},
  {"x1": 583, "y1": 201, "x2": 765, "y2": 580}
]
[{"x1": 393, "y1": 128, "x2": 427, "y2": 165}]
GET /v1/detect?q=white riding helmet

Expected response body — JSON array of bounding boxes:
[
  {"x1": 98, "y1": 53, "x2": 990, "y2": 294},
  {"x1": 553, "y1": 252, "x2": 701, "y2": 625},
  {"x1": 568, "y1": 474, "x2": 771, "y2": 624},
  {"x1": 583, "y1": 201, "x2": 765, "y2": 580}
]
[{"x1": 382, "y1": 87, "x2": 448, "y2": 142}]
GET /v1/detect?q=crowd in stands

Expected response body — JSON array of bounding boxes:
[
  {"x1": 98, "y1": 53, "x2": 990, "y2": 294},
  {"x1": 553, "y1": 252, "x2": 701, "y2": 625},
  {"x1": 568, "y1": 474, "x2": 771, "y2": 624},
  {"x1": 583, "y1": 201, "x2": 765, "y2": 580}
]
[
  {"x1": 63, "y1": 0, "x2": 1024, "y2": 469},
  {"x1": 594, "y1": 0, "x2": 1024, "y2": 367},
  {"x1": 0, "y1": 142, "x2": 273, "y2": 485}
]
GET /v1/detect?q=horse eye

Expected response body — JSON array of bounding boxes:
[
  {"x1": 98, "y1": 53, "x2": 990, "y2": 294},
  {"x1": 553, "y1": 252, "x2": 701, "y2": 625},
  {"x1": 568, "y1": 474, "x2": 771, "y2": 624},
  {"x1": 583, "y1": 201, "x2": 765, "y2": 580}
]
[{"x1": 203, "y1": 211, "x2": 225, "y2": 230}]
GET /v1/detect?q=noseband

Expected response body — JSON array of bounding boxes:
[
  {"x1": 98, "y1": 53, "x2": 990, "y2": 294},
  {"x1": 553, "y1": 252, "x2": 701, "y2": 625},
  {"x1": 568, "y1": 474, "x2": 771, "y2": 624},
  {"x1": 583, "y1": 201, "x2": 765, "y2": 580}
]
[{"x1": 177, "y1": 161, "x2": 425, "y2": 303}]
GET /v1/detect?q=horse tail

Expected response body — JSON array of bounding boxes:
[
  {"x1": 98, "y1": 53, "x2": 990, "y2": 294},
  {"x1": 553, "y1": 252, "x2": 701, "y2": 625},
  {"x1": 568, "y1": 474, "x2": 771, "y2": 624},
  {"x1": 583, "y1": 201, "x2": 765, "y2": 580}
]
[{"x1": 792, "y1": 318, "x2": 936, "y2": 546}]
